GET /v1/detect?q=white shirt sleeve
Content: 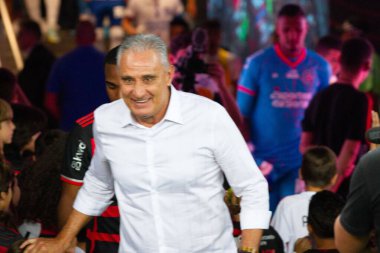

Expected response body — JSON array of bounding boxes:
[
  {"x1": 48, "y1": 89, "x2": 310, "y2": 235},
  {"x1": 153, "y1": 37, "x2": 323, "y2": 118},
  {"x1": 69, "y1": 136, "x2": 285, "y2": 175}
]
[
  {"x1": 73, "y1": 120, "x2": 115, "y2": 216},
  {"x1": 212, "y1": 105, "x2": 271, "y2": 229}
]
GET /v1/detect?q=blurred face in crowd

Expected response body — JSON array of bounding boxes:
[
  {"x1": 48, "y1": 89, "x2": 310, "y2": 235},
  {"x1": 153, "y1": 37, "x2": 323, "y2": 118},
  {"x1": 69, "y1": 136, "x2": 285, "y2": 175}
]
[
  {"x1": 322, "y1": 49, "x2": 341, "y2": 76},
  {"x1": 276, "y1": 15, "x2": 308, "y2": 57},
  {"x1": 0, "y1": 114, "x2": 15, "y2": 145},
  {"x1": 105, "y1": 63, "x2": 121, "y2": 102},
  {"x1": 118, "y1": 49, "x2": 174, "y2": 127}
]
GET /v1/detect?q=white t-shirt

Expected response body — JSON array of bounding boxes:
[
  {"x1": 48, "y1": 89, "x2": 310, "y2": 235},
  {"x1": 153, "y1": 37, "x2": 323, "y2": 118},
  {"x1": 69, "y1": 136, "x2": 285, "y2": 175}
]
[
  {"x1": 271, "y1": 191, "x2": 316, "y2": 253},
  {"x1": 124, "y1": 0, "x2": 184, "y2": 44}
]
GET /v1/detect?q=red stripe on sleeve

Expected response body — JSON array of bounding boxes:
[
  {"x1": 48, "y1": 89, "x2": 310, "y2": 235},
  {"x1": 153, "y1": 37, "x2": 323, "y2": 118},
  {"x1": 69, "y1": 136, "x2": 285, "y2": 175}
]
[
  {"x1": 60, "y1": 175, "x2": 83, "y2": 186},
  {"x1": 237, "y1": 85, "x2": 255, "y2": 96}
]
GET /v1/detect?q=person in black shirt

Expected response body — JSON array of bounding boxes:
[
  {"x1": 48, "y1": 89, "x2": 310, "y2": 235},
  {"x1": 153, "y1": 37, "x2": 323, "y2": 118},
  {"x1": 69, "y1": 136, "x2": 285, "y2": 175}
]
[{"x1": 301, "y1": 38, "x2": 374, "y2": 196}]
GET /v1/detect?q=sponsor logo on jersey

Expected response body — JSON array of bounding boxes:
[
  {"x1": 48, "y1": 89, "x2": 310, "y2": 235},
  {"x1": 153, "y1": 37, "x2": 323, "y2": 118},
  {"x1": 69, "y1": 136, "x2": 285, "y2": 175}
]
[
  {"x1": 71, "y1": 140, "x2": 86, "y2": 171},
  {"x1": 285, "y1": 69, "x2": 300, "y2": 79},
  {"x1": 270, "y1": 91, "x2": 313, "y2": 108}
]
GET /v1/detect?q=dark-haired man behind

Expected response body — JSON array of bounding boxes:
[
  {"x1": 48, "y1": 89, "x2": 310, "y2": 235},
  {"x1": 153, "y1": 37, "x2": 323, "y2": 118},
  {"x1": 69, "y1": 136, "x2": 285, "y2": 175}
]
[
  {"x1": 301, "y1": 38, "x2": 374, "y2": 196},
  {"x1": 57, "y1": 46, "x2": 121, "y2": 253}
]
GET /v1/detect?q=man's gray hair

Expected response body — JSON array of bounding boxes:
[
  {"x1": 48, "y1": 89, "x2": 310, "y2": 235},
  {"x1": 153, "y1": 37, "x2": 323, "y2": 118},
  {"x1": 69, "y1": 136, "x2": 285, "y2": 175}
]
[{"x1": 117, "y1": 34, "x2": 169, "y2": 68}]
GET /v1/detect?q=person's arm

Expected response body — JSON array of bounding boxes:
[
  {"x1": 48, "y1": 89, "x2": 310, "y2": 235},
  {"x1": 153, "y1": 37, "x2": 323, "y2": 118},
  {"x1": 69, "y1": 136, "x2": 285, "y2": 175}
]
[
  {"x1": 240, "y1": 229, "x2": 263, "y2": 252},
  {"x1": 334, "y1": 216, "x2": 370, "y2": 253},
  {"x1": 186, "y1": 0, "x2": 197, "y2": 19},
  {"x1": 213, "y1": 105, "x2": 271, "y2": 251},
  {"x1": 59, "y1": 122, "x2": 93, "y2": 228},
  {"x1": 299, "y1": 131, "x2": 314, "y2": 154},
  {"x1": 21, "y1": 209, "x2": 92, "y2": 253},
  {"x1": 58, "y1": 183, "x2": 81, "y2": 229},
  {"x1": 332, "y1": 139, "x2": 361, "y2": 192},
  {"x1": 122, "y1": 0, "x2": 137, "y2": 35},
  {"x1": 207, "y1": 62, "x2": 244, "y2": 131},
  {"x1": 45, "y1": 91, "x2": 60, "y2": 120}
]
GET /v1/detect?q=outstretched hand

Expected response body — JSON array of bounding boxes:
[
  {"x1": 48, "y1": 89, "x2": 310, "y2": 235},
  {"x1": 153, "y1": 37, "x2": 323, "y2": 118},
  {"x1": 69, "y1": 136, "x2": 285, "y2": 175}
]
[{"x1": 20, "y1": 237, "x2": 75, "y2": 253}]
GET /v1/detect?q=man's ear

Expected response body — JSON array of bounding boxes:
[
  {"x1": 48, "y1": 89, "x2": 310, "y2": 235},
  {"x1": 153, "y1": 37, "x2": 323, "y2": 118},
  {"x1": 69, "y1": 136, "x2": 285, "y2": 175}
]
[
  {"x1": 363, "y1": 59, "x2": 372, "y2": 72},
  {"x1": 167, "y1": 64, "x2": 175, "y2": 86},
  {"x1": 307, "y1": 223, "x2": 313, "y2": 234}
]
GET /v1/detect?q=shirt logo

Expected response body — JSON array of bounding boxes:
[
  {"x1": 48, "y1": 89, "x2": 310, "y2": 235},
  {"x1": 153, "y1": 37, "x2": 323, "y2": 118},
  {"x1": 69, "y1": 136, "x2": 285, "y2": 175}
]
[
  {"x1": 285, "y1": 69, "x2": 300, "y2": 79},
  {"x1": 301, "y1": 69, "x2": 317, "y2": 86},
  {"x1": 71, "y1": 140, "x2": 86, "y2": 171},
  {"x1": 272, "y1": 72, "x2": 279, "y2": 79},
  {"x1": 270, "y1": 91, "x2": 313, "y2": 108}
]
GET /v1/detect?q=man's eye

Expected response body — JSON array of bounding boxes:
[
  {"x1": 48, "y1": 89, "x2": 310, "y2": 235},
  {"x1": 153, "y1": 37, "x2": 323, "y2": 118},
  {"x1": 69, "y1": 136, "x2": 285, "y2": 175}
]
[
  {"x1": 143, "y1": 76, "x2": 154, "y2": 83},
  {"x1": 123, "y1": 78, "x2": 134, "y2": 84},
  {"x1": 106, "y1": 83, "x2": 117, "y2": 89}
]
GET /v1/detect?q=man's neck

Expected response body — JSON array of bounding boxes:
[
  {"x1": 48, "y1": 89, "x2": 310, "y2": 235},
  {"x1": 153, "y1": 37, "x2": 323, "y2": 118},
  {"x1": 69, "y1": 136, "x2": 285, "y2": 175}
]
[
  {"x1": 278, "y1": 44, "x2": 304, "y2": 59},
  {"x1": 337, "y1": 71, "x2": 361, "y2": 89},
  {"x1": 314, "y1": 237, "x2": 337, "y2": 250},
  {"x1": 305, "y1": 185, "x2": 324, "y2": 192}
]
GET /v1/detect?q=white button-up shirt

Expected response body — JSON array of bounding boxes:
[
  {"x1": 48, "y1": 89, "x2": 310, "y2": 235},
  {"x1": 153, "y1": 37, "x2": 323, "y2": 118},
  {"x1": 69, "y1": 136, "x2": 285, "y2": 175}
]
[{"x1": 74, "y1": 86, "x2": 271, "y2": 253}]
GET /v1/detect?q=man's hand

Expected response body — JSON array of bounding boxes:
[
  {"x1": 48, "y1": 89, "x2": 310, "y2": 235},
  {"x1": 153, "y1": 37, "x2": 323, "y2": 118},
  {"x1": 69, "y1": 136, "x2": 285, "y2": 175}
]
[
  {"x1": 294, "y1": 236, "x2": 312, "y2": 253},
  {"x1": 20, "y1": 237, "x2": 75, "y2": 253}
]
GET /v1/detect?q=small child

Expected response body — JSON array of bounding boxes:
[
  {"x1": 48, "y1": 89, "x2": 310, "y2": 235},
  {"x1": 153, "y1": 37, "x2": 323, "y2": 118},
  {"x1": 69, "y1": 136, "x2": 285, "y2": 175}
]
[
  {"x1": 294, "y1": 190, "x2": 344, "y2": 253},
  {"x1": 0, "y1": 99, "x2": 16, "y2": 163},
  {"x1": 271, "y1": 146, "x2": 337, "y2": 253},
  {"x1": 0, "y1": 164, "x2": 22, "y2": 253}
]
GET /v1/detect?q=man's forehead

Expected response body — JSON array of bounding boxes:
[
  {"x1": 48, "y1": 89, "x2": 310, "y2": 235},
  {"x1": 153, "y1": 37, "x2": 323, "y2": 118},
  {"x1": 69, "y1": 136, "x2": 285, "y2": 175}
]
[
  {"x1": 277, "y1": 16, "x2": 307, "y2": 26},
  {"x1": 120, "y1": 50, "x2": 162, "y2": 68}
]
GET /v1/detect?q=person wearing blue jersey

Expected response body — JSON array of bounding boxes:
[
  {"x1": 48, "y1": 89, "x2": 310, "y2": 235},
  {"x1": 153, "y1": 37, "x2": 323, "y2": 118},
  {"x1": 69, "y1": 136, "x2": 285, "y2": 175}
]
[{"x1": 237, "y1": 4, "x2": 331, "y2": 210}]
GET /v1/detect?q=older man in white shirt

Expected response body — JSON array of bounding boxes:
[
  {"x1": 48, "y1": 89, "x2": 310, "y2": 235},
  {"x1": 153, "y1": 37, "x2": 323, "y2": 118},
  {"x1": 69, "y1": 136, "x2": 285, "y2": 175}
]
[{"x1": 22, "y1": 34, "x2": 270, "y2": 253}]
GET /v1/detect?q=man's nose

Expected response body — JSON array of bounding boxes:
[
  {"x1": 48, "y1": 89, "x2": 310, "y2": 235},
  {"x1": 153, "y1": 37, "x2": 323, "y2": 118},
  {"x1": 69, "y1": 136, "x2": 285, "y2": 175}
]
[{"x1": 132, "y1": 83, "x2": 145, "y2": 97}]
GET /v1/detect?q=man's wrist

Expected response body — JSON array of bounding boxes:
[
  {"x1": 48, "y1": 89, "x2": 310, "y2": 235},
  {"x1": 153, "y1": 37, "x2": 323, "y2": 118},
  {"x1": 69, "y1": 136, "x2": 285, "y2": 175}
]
[{"x1": 238, "y1": 247, "x2": 257, "y2": 253}]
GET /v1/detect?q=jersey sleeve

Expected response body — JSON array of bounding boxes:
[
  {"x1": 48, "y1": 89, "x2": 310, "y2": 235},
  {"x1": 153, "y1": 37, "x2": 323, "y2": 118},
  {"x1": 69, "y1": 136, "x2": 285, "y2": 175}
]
[
  {"x1": 237, "y1": 55, "x2": 260, "y2": 118},
  {"x1": 61, "y1": 123, "x2": 93, "y2": 186},
  {"x1": 316, "y1": 58, "x2": 331, "y2": 91}
]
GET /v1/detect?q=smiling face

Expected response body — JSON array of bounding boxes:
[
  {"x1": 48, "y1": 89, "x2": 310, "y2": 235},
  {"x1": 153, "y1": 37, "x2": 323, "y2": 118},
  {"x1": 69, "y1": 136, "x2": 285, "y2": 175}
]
[{"x1": 118, "y1": 49, "x2": 174, "y2": 127}]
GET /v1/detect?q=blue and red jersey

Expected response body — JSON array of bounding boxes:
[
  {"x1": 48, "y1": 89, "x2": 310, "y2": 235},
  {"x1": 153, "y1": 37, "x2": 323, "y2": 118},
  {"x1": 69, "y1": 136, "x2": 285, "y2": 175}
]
[{"x1": 237, "y1": 45, "x2": 330, "y2": 176}]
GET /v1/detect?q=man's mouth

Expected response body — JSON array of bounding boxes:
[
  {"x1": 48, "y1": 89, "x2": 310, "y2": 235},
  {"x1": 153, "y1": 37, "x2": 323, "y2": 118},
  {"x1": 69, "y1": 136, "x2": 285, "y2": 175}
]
[{"x1": 135, "y1": 98, "x2": 149, "y2": 103}]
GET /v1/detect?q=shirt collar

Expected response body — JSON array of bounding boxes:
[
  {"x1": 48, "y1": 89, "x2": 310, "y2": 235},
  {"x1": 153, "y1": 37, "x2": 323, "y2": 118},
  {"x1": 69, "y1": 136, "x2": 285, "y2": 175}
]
[{"x1": 120, "y1": 85, "x2": 183, "y2": 127}]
